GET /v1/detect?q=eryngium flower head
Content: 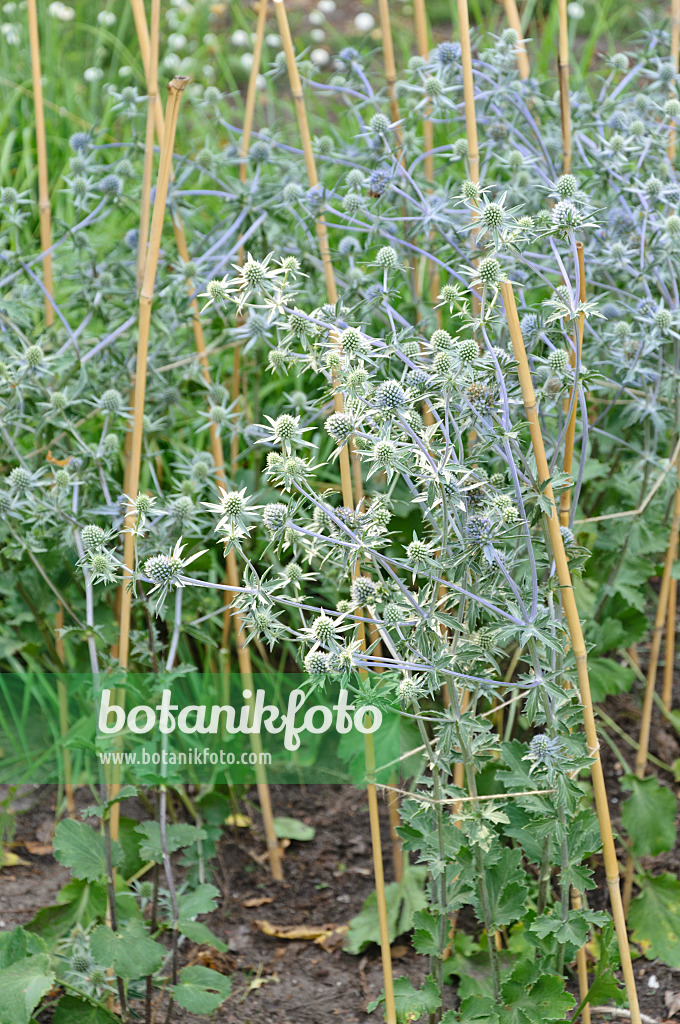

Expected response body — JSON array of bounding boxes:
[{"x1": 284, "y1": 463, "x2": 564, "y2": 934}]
[{"x1": 375, "y1": 380, "x2": 406, "y2": 409}]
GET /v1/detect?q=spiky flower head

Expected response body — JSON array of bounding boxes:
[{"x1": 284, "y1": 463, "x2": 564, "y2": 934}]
[
  {"x1": 8, "y1": 467, "x2": 30, "y2": 493},
  {"x1": 458, "y1": 338, "x2": 478, "y2": 363},
  {"x1": 375, "y1": 380, "x2": 406, "y2": 409},
  {"x1": 527, "y1": 733, "x2": 562, "y2": 770},
  {"x1": 555, "y1": 174, "x2": 578, "y2": 198},
  {"x1": 478, "y1": 257, "x2": 502, "y2": 285},
  {"x1": 144, "y1": 553, "x2": 183, "y2": 584},
  {"x1": 81, "y1": 524, "x2": 107, "y2": 551},
  {"x1": 100, "y1": 389, "x2": 123, "y2": 415},
  {"x1": 369, "y1": 112, "x2": 391, "y2": 133},
  {"x1": 406, "y1": 538, "x2": 431, "y2": 565},
  {"x1": 376, "y1": 245, "x2": 399, "y2": 269},
  {"x1": 398, "y1": 677, "x2": 419, "y2": 705},
  {"x1": 262, "y1": 502, "x2": 288, "y2": 533},
  {"x1": 431, "y1": 329, "x2": 454, "y2": 351},
  {"x1": 311, "y1": 614, "x2": 337, "y2": 644},
  {"x1": 548, "y1": 349, "x2": 569, "y2": 374},
  {"x1": 666, "y1": 214, "x2": 680, "y2": 238},
  {"x1": 305, "y1": 650, "x2": 329, "y2": 674},
  {"x1": 466, "y1": 514, "x2": 494, "y2": 545},
  {"x1": 552, "y1": 200, "x2": 583, "y2": 230},
  {"x1": 351, "y1": 576, "x2": 378, "y2": 606},
  {"x1": 100, "y1": 174, "x2": 122, "y2": 196},
  {"x1": 481, "y1": 202, "x2": 504, "y2": 229},
  {"x1": 461, "y1": 179, "x2": 480, "y2": 202}
]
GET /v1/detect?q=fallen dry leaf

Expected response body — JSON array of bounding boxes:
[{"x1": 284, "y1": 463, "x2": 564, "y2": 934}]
[
  {"x1": 225, "y1": 813, "x2": 252, "y2": 828},
  {"x1": 254, "y1": 919, "x2": 349, "y2": 948},
  {"x1": 22, "y1": 841, "x2": 53, "y2": 856},
  {"x1": 665, "y1": 990, "x2": 680, "y2": 1017},
  {"x1": 1, "y1": 850, "x2": 30, "y2": 869},
  {"x1": 243, "y1": 896, "x2": 275, "y2": 908}
]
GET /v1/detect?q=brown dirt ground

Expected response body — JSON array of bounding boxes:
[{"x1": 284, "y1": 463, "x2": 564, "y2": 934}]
[{"x1": 2, "y1": 655, "x2": 680, "y2": 1024}]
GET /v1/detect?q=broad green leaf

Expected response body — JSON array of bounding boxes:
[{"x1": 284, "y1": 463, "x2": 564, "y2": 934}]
[
  {"x1": 53, "y1": 819, "x2": 121, "y2": 883},
  {"x1": 53, "y1": 995, "x2": 120, "y2": 1024},
  {"x1": 178, "y1": 919, "x2": 227, "y2": 952},
  {"x1": 368, "y1": 976, "x2": 441, "y2": 1024},
  {"x1": 0, "y1": 928, "x2": 46, "y2": 970},
  {"x1": 175, "y1": 883, "x2": 220, "y2": 920},
  {"x1": 343, "y1": 866, "x2": 427, "y2": 954},
  {"x1": 411, "y1": 909, "x2": 442, "y2": 957},
  {"x1": 171, "y1": 965, "x2": 231, "y2": 1013},
  {"x1": 0, "y1": 953, "x2": 54, "y2": 1024},
  {"x1": 485, "y1": 848, "x2": 530, "y2": 928},
  {"x1": 272, "y1": 816, "x2": 315, "y2": 841},
  {"x1": 135, "y1": 822, "x2": 207, "y2": 863},
  {"x1": 629, "y1": 873, "x2": 680, "y2": 967},
  {"x1": 90, "y1": 920, "x2": 165, "y2": 980},
  {"x1": 620, "y1": 776, "x2": 677, "y2": 858},
  {"x1": 500, "y1": 971, "x2": 574, "y2": 1024},
  {"x1": 587, "y1": 658, "x2": 634, "y2": 702}
]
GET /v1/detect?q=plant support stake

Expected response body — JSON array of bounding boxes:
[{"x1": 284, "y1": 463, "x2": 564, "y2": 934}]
[{"x1": 501, "y1": 279, "x2": 641, "y2": 1024}]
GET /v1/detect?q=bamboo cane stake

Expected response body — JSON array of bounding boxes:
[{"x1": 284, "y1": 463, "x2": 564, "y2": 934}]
[
  {"x1": 232, "y1": 0, "x2": 269, "y2": 471},
  {"x1": 377, "y1": 0, "x2": 403, "y2": 147},
  {"x1": 662, "y1": 580, "x2": 676, "y2": 709},
  {"x1": 111, "y1": 79, "x2": 188, "y2": 849},
  {"x1": 413, "y1": 0, "x2": 433, "y2": 184},
  {"x1": 557, "y1": 0, "x2": 572, "y2": 173},
  {"x1": 27, "y1": 2, "x2": 74, "y2": 817},
  {"x1": 560, "y1": 241, "x2": 585, "y2": 527},
  {"x1": 26, "y1": 0, "x2": 54, "y2": 326},
  {"x1": 500, "y1": 279, "x2": 641, "y2": 1024},
  {"x1": 127, "y1": 0, "x2": 282, "y2": 881},
  {"x1": 502, "y1": 0, "x2": 530, "y2": 79},
  {"x1": 669, "y1": 0, "x2": 680, "y2": 161},
  {"x1": 571, "y1": 888, "x2": 591, "y2": 1024},
  {"x1": 556, "y1": 241, "x2": 591, "y2": 1021},
  {"x1": 273, "y1": 5, "x2": 396, "y2": 1019},
  {"x1": 622, "y1": 462, "x2": 680, "y2": 912},
  {"x1": 457, "y1": 0, "x2": 479, "y2": 184},
  {"x1": 136, "y1": 0, "x2": 160, "y2": 290}
]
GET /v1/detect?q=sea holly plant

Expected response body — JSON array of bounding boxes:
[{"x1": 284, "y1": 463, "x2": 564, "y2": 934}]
[{"x1": 0, "y1": 814, "x2": 230, "y2": 1023}]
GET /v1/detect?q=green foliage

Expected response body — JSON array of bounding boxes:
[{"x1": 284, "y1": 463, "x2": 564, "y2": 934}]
[
  {"x1": 621, "y1": 776, "x2": 677, "y2": 858},
  {"x1": 171, "y1": 965, "x2": 232, "y2": 1013},
  {"x1": 53, "y1": 819, "x2": 122, "y2": 883},
  {"x1": 344, "y1": 866, "x2": 428, "y2": 954},
  {"x1": 89, "y1": 921, "x2": 165, "y2": 980},
  {"x1": 629, "y1": 873, "x2": 680, "y2": 968}
]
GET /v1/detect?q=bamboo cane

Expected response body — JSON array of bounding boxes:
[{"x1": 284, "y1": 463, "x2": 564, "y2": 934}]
[
  {"x1": 413, "y1": 0, "x2": 434, "y2": 184},
  {"x1": 560, "y1": 241, "x2": 586, "y2": 527},
  {"x1": 111, "y1": 78, "x2": 188, "y2": 848},
  {"x1": 557, "y1": 0, "x2": 572, "y2": 173},
  {"x1": 662, "y1": 580, "x2": 676, "y2": 709},
  {"x1": 571, "y1": 888, "x2": 591, "y2": 1024},
  {"x1": 127, "y1": 0, "x2": 282, "y2": 881},
  {"x1": 273, "y1": 5, "x2": 396, "y2": 1019},
  {"x1": 669, "y1": 0, "x2": 680, "y2": 161},
  {"x1": 500, "y1": 279, "x2": 641, "y2": 1024},
  {"x1": 622, "y1": 462, "x2": 680, "y2": 912},
  {"x1": 377, "y1": 0, "x2": 403, "y2": 147},
  {"x1": 27, "y1": 2, "x2": 74, "y2": 819},
  {"x1": 502, "y1": 0, "x2": 530, "y2": 79},
  {"x1": 556, "y1": 242, "x2": 590, "y2": 1022},
  {"x1": 457, "y1": 0, "x2": 479, "y2": 184},
  {"x1": 232, "y1": 0, "x2": 269, "y2": 471},
  {"x1": 136, "y1": 0, "x2": 160, "y2": 290},
  {"x1": 26, "y1": 0, "x2": 54, "y2": 326}
]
